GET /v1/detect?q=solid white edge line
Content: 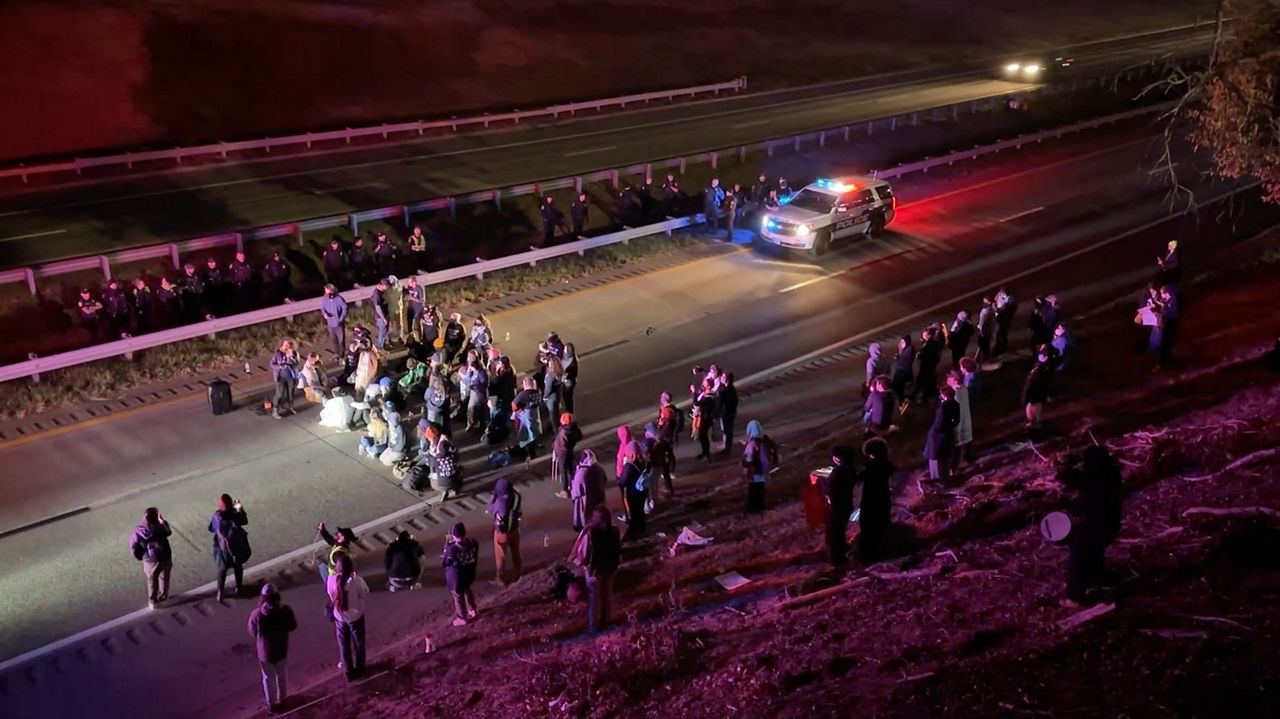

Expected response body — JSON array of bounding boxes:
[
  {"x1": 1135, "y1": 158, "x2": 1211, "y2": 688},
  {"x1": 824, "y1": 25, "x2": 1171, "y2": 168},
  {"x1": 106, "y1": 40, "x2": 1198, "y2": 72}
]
[
  {"x1": 0, "y1": 178, "x2": 1259, "y2": 677},
  {"x1": 998, "y1": 206, "x2": 1046, "y2": 223},
  {"x1": 562, "y1": 145, "x2": 618, "y2": 157},
  {"x1": 0, "y1": 228, "x2": 66, "y2": 242}
]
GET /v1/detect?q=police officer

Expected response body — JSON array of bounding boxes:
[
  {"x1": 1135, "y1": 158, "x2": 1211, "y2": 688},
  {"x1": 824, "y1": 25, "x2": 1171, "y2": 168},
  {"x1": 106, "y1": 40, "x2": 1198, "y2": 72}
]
[
  {"x1": 202, "y1": 257, "x2": 225, "y2": 316},
  {"x1": 374, "y1": 232, "x2": 396, "y2": 278},
  {"x1": 264, "y1": 251, "x2": 291, "y2": 306},
  {"x1": 703, "y1": 178, "x2": 725, "y2": 233},
  {"x1": 349, "y1": 236, "x2": 374, "y2": 287},
  {"x1": 724, "y1": 190, "x2": 739, "y2": 242},
  {"x1": 540, "y1": 196, "x2": 564, "y2": 246},
  {"x1": 180, "y1": 263, "x2": 206, "y2": 322},
  {"x1": 76, "y1": 288, "x2": 103, "y2": 342},
  {"x1": 777, "y1": 177, "x2": 793, "y2": 203},
  {"x1": 661, "y1": 173, "x2": 681, "y2": 218},
  {"x1": 570, "y1": 193, "x2": 589, "y2": 237},
  {"x1": 407, "y1": 226, "x2": 428, "y2": 272},
  {"x1": 323, "y1": 239, "x2": 347, "y2": 289},
  {"x1": 750, "y1": 173, "x2": 771, "y2": 211},
  {"x1": 131, "y1": 277, "x2": 154, "y2": 335},
  {"x1": 227, "y1": 251, "x2": 255, "y2": 313},
  {"x1": 617, "y1": 185, "x2": 642, "y2": 227},
  {"x1": 102, "y1": 279, "x2": 130, "y2": 338},
  {"x1": 403, "y1": 275, "x2": 424, "y2": 342},
  {"x1": 371, "y1": 277, "x2": 392, "y2": 350},
  {"x1": 155, "y1": 277, "x2": 182, "y2": 328}
]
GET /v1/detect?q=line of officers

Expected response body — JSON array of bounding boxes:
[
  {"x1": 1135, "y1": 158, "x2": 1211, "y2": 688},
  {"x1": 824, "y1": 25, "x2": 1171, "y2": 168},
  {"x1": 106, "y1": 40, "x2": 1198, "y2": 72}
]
[
  {"x1": 534, "y1": 173, "x2": 795, "y2": 245},
  {"x1": 322, "y1": 227, "x2": 429, "y2": 291},
  {"x1": 75, "y1": 250, "x2": 293, "y2": 342}
]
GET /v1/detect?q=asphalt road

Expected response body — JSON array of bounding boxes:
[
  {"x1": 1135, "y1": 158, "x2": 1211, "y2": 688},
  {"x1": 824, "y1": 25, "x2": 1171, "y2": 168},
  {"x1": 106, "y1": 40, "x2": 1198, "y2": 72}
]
[
  {"x1": 0, "y1": 28, "x2": 1213, "y2": 268},
  {"x1": 1, "y1": 113, "x2": 1270, "y2": 677}
]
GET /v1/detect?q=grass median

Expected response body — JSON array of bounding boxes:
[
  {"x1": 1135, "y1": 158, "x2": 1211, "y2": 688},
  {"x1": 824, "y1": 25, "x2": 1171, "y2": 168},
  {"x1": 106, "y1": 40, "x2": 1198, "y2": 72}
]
[{"x1": 0, "y1": 232, "x2": 704, "y2": 421}]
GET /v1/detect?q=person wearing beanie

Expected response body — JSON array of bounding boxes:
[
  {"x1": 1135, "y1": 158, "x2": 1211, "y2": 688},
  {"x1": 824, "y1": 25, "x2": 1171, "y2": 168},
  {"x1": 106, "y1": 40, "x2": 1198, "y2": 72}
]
[
  {"x1": 571, "y1": 449, "x2": 609, "y2": 531},
  {"x1": 442, "y1": 522, "x2": 480, "y2": 626},
  {"x1": 246, "y1": 583, "x2": 297, "y2": 713}
]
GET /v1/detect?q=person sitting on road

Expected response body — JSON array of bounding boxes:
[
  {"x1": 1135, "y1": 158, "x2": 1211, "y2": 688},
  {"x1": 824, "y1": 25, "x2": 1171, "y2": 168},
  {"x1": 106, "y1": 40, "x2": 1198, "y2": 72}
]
[
  {"x1": 385, "y1": 530, "x2": 425, "y2": 592},
  {"x1": 398, "y1": 357, "x2": 427, "y2": 396},
  {"x1": 357, "y1": 408, "x2": 389, "y2": 459},
  {"x1": 299, "y1": 352, "x2": 328, "y2": 405},
  {"x1": 379, "y1": 401, "x2": 407, "y2": 466}
]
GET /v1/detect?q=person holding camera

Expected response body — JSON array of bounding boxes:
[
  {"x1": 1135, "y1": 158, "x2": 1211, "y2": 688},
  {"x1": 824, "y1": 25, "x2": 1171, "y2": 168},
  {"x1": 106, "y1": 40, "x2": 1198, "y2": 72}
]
[
  {"x1": 130, "y1": 507, "x2": 173, "y2": 610},
  {"x1": 209, "y1": 494, "x2": 251, "y2": 602},
  {"x1": 270, "y1": 337, "x2": 300, "y2": 419}
]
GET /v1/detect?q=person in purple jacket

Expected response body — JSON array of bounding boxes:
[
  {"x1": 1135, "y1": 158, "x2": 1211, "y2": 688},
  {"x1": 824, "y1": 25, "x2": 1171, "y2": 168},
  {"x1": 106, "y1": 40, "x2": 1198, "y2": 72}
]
[
  {"x1": 246, "y1": 583, "x2": 297, "y2": 713},
  {"x1": 319, "y1": 284, "x2": 349, "y2": 356}
]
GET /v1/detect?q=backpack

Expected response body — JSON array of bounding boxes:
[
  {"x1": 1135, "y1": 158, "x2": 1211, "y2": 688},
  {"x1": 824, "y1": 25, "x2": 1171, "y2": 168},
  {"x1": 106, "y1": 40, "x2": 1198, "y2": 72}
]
[
  {"x1": 569, "y1": 528, "x2": 592, "y2": 569},
  {"x1": 632, "y1": 463, "x2": 652, "y2": 493},
  {"x1": 216, "y1": 517, "x2": 252, "y2": 565},
  {"x1": 488, "y1": 450, "x2": 511, "y2": 468}
]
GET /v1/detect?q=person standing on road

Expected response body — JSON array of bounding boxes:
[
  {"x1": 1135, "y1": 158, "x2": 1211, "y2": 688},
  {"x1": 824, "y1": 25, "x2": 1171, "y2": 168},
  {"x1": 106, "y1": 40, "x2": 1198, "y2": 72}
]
[
  {"x1": 724, "y1": 190, "x2": 739, "y2": 241},
  {"x1": 542, "y1": 355, "x2": 566, "y2": 435},
  {"x1": 619, "y1": 441, "x2": 651, "y2": 540},
  {"x1": 179, "y1": 265, "x2": 206, "y2": 323},
  {"x1": 320, "y1": 284, "x2": 349, "y2": 357},
  {"x1": 77, "y1": 288, "x2": 103, "y2": 343},
  {"x1": 993, "y1": 288, "x2": 1016, "y2": 359},
  {"x1": 975, "y1": 297, "x2": 996, "y2": 366},
  {"x1": 1153, "y1": 285, "x2": 1180, "y2": 370},
  {"x1": 463, "y1": 354, "x2": 490, "y2": 433},
  {"x1": 408, "y1": 226, "x2": 429, "y2": 272},
  {"x1": 575, "y1": 505, "x2": 622, "y2": 635},
  {"x1": 552, "y1": 413, "x2": 583, "y2": 499},
  {"x1": 561, "y1": 343, "x2": 579, "y2": 414},
  {"x1": 1022, "y1": 349, "x2": 1055, "y2": 435},
  {"x1": 946, "y1": 311, "x2": 974, "y2": 369},
  {"x1": 130, "y1": 507, "x2": 173, "y2": 610},
  {"x1": 741, "y1": 420, "x2": 779, "y2": 513},
  {"x1": 228, "y1": 251, "x2": 255, "y2": 314},
  {"x1": 947, "y1": 371, "x2": 973, "y2": 468},
  {"x1": 264, "y1": 251, "x2": 292, "y2": 306},
  {"x1": 209, "y1": 494, "x2": 251, "y2": 602},
  {"x1": 891, "y1": 335, "x2": 916, "y2": 412},
  {"x1": 349, "y1": 237, "x2": 374, "y2": 288},
  {"x1": 385, "y1": 530, "x2": 424, "y2": 592},
  {"x1": 374, "y1": 232, "x2": 395, "y2": 278},
  {"x1": 914, "y1": 325, "x2": 944, "y2": 403},
  {"x1": 571, "y1": 449, "x2": 609, "y2": 531},
  {"x1": 130, "y1": 277, "x2": 154, "y2": 335},
  {"x1": 102, "y1": 279, "x2": 130, "y2": 338},
  {"x1": 856, "y1": 438, "x2": 895, "y2": 562},
  {"x1": 541, "y1": 195, "x2": 564, "y2": 246},
  {"x1": 443, "y1": 522, "x2": 480, "y2": 626},
  {"x1": 327, "y1": 553, "x2": 369, "y2": 681},
  {"x1": 371, "y1": 277, "x2": 392, "y2": 350},
  {"x1": 820, "y1": 445, "x2": 857, "y2": 569},
  {"x1": 703, "y1": 178, "x2": 725, "y2": 234},
  {"x1": 1156, "y1": 240, "x2": 1180, "y2": 285},
  {"x1": 155, "y1": 277, "x2": 182, "y2": 329},
  {"x1": 202, "y1": 257, "x2": 226, "y2": 316},
  {"x1": 402, "y1": 276, "x2": 424, "y2": 344},
  {"x1": 718, "y1": 372, "x2": 739, "y2": 455},
  {"x1": 316, "y1": 523, "x2": 355, "y2": 584},
  {"x1": 776, "y1": 177, "x2": 793, "y2": 203},
  {"x1": 270, "y1": 338, "x2": 299, "y2": 419},
  {"x1": 614, "y1": 425, "x2": 634, "y2": 520},
  {"x1": 1052, "y1": 323, "x2": 1075, "y2": 375},
  {"x1": 323, "y1": 239, "x2": 347, "y2": 289},
  {"x1": 1057, "y1": 445, "x2": 1124, "y2": 606},
  {"x1": 246, "y1": 583, "x2": 297, "y2": 713},
  {"x1": 862, "y1": 375, "x2": 897, "y2": 438},
  {"x1": 864, "y1": 342, "x2": 889, "y2": 397},
  {"x1": 750, "y1": 173, "x2": 771, "y2": 214},
  {"x1": 661, "y1": 173, "x2": 681, "y2": 218},
  {"x1": 571, "y1": 193, "x2": 589, "y2": 237},
  {"x1": 489, "y1": 478, "x2": 523, "y2": 586},
  {"x1": 691, "y1": 378, "x2": 718, "y2": 461},
  {"x1": 922, "y1": 386, "x2": 960, "y2": 483}
]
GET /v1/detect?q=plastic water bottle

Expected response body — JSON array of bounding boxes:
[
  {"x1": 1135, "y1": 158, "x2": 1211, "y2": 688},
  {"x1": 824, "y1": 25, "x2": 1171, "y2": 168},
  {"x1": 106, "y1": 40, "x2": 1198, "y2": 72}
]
[
  {"x1": 423, "y1": 634, "x2": 434, "y2": 653},
  {"x1": 244, "y1": 362, "x2": 252, "y2": 374},
  {"x1": 543, "y1": 533, "x2": 550, "y2": 548}
]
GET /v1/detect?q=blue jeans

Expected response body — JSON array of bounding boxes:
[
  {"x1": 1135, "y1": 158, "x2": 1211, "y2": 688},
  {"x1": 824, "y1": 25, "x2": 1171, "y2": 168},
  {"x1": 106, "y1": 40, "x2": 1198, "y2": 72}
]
[
  {"x1": 335, "y1": 615, "x2": 366, "y2": 676},
  {"x1": 259, "y1": 659, "x2": 287, "y2": 706},
  {"x1": 358, "y1": 437, "x2": 386, "y2": 456},
  {"x1": 374, "y1": 319, "x2": 389, "y2": 349},
  {"x1": 587, "y1": 573, "x2": 614, "y2": 634}
]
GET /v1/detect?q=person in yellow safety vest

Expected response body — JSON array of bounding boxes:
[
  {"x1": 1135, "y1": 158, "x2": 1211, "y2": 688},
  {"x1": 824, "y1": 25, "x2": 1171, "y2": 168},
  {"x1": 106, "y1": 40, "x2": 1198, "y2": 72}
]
[{"x1": 316, "y1": 522, "x2": 356, "y2": 581}]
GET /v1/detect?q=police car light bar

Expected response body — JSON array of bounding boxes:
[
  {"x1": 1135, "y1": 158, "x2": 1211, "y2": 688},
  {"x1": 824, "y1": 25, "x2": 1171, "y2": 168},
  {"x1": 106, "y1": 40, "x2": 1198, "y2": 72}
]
[{"x1": 814, "y1": 178, "x2": 854, "y2": 192}]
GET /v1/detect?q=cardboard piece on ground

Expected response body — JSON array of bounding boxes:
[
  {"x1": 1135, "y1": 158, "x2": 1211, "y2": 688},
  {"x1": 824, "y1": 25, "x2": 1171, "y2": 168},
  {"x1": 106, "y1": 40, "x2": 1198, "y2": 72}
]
[
  {"x1": 675, "y1": 527, "x2": 714, "y2": 547},
  {"x1": 715, "y1": 571, "x2": 752, "y2": 592}
]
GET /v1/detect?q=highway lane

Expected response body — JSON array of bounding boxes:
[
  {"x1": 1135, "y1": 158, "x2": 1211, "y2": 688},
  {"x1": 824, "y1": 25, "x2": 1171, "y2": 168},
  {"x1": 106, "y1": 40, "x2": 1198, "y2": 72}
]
[
  {"x1": 0, "y1": 28, "x2": 1213, "y2": 267},
  {"x1": 2, "y1": 121, "x2": 1266, "y2": 666}
]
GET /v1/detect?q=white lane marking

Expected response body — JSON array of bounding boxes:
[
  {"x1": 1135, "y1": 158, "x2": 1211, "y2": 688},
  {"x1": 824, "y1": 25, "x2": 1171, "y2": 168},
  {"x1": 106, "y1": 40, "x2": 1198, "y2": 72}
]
[
  {"x1": 732, "y1": 119, "x2": 771, "y2": 128},
  {"x1": 563, "y1": 145, "x2": 617, "y2": 157},
  {"x1": 0, "y1": 228, "x2": 66, "y2": 243},
  {"x1": 998, "y1": 206, "x2": 1045, "y2": 223}
]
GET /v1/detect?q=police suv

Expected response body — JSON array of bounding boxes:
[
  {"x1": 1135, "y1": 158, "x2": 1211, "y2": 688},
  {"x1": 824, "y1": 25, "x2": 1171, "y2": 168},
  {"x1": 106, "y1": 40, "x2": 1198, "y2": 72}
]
[{"x1": 756, "y1": 177, "x2": 896, "y2": 255}]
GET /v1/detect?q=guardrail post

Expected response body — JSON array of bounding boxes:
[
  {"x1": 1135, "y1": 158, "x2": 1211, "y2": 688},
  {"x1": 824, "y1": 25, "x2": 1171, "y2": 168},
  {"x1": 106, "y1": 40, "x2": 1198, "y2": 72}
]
[
  {"x1": 890, "y1": 116, "x2": 897, "y2": 131},
  {"x1": 738, "y1": 146, "x2": 747, "y2": 161},
  {"x1": 27, "y1": 353, "x2": 40, "y2": 383},
  {"x1": 533, "y1": 183, "x2": 542, "y2": 199},
  {"x1": 643, "y1": 164, "x2": 653, "y2": 185},
  {"x1": 99, "y1": 255, "x2": 111, "y2": 280},
  {"x1": 168, "y1": 243, "x2": 181, "y2": 268},
  {"x1": 294, "y1": 224, "x2": 305, "y2": 247},
  {"x1": 494, "y1": 189, "x2": 502, "y2": 207},
  {"x1": 234, "y1": 232, "x2": 244, "y2": 253},
  {"x1": 22, "y1": 268, "x2": 35, "y2": 296},
  {"x1": 349, "y1": 214, "x2": 359, "y2": 235},
  {"x1": 473, "y1": 259, "x2": 486, "y2": 280},
  {"x1": 952, "y1": 104, "x2": 959, "y2": 119},
  {"x1": 610, "y1": 170, "x2": 620, "y2": 189},
  {"x1": 402, "y1": 206, "x2": 411, "y2": 226},
  {"x1": 843, "y1": 125, "x2": 850, "y2": 142},
  {"x1": 574, "y1": 176, "x2": 583, "y2": 193},
  {"x1": 448, "y1": 197, "x2": 457, "y2": 219},
  {"x1": 766, "y1": 142, "x2": 774, "y2": 158},
  {"x1": 709, "y1": 152, "x2": 718, "y2": 170},
  {"x1": 866, "y1": 122, "x2": 873, "y2": 137},
  {"x1": 818, "y1": 131, "x2": 826, "y2": 148},
  {"x1": 678, "y1": 157, "x2": 687, "y2": 174},
  {"x1": 911, "y1": 113, "x2": 918, "y2": 127}
]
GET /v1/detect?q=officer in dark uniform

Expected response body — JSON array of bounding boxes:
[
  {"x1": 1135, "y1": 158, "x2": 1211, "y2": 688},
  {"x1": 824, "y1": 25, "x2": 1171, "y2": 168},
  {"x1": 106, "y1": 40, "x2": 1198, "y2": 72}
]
[
  {"x1": 703, "y1": 178, "x2": 725, "y2": 233},
  {"x1": 374, "y1": 232, "x2": 396, "y2": 278},
  {"x1": 323, "y1": 239, "x2": 347, "y2": 289},
  {"x1": 202, "y1": 257, "x2": 225, "y2": 316},
  {"x1": 349, "y1": 236, "x2": 374, "y2": 287},
  {"x1": 180, "y1": 263, "x2": 206, "y2": 322},
  {"x1": 661, "y1": 173, "x2": 681, "y2": 218},
  {"x1": 731, "y1": 183, "x2": 746, "y2": 225},
  {"x1": 155, "y1": 277, "x2": 182, "y2": 328},
  {"x1": 750, "y1": 173, "x2": 771, "y2": 211},
  {"x1": 101, "y1": 279, "x2": 130, "y2": 338},
  {"x1": 227, "y1": 251, "x2": 255, "y2": 313},
  {"x1": 407, "y1": 225, "x2": 429, "y2": 272},
  {"x1": 540, "y1": 196, "x2": 564, "y2": 246},
  {"x1": 570, "y1": 193, "x2": 589, "y2": 237},
  {"x1": 131, "y1": 277, "x2": 154, "y2": 335},
  {"x1": 264, "y1": 251, "x2": 292, "y2": 305},
  {"x1": 403, "y1": 275, "x2": 425, "y2": 339},
  {"x1": 76, "y1": 288, "x2": 103, "y2": 342},
  {"x1": 617, "y1": 185, "x2": 642, "y2": 227}
]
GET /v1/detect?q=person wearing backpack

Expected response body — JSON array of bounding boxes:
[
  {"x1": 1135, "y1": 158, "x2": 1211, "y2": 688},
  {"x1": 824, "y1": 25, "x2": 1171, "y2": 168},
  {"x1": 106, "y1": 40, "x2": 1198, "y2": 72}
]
[
  {"x1": 619, "y1": 443, "x2": 651, "y2": 541},
  {"x1": 246, "y1": 583, "x2": 297, "y2": 713},
  {"x1": 443, "y1": 522, "x2": 481, "y2": 626},
  {"x1": 489, "y1": 478, "x2": 523, "y2": 585},
  {"x1": 209, "y1": 494, "x2": 251, "y2": 602},
  {"x1": 570, "y1": 505, "x2": 622, "y2": 635},
  {"x1": 129, "y1": 507, "x2": 173, "y2": 610},
  {"x1": 741, "y1": 420, "x2": 779, "y2": 513}
]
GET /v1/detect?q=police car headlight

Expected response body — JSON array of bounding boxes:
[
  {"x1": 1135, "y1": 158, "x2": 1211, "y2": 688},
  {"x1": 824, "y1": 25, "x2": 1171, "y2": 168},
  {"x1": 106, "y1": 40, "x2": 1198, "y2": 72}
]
[
  {"x1": 1023, "y1": 64, "x2": 1041, "y2": 76},
  {"x1": 797, "y1": 224, "x2": 811, "y2": 237},
  {"x1": 1005, "y1": 63, "x2": 1021, "y2": 73}
]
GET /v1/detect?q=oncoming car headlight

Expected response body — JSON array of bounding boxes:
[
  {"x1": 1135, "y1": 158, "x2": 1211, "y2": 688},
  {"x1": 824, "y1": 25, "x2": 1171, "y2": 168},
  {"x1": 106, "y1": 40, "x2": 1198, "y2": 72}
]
[
  {"x1": 1023, "y1": 64, "x2": 1041, "y2": 77},
  {"x1": 1005, "y1": 63, "x2": 1021, "y2": 73}
]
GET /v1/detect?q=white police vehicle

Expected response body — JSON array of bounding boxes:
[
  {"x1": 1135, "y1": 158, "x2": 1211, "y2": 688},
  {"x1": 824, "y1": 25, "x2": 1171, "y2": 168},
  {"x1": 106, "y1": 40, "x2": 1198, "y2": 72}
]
[{"x1": 757, "y1": 177, "x2": 896, "y2": 255}]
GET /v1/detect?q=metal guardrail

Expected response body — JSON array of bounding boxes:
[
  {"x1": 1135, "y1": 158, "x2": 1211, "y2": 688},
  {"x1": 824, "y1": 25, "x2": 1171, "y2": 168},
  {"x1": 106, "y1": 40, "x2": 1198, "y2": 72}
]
[
  {"x1": 0, "y1": 214, "x2": 703, "y2": 384},
  {"x1": 0, "y1": 61, "x2": 1168, "y2": 298},
  {"x1": 0, "y1": 78, "x2": 748, "y2": 184},
  {"x1": 0, "y1": 93, "x2": 1180, "y2": 384}
]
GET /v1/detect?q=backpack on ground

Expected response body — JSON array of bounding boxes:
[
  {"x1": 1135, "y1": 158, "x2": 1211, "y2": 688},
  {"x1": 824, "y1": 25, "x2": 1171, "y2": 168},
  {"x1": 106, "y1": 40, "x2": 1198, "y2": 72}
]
[
  {"x1": 401, "y1": 462, "x2": 431, "y2": 493},
  {"x1": 208, "y1": 380, "x2": 233, "y2": 415}
]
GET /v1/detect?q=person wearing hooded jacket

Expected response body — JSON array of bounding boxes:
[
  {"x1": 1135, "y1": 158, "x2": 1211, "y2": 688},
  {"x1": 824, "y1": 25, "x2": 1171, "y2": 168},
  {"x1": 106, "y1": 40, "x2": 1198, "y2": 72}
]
[
  {"x1": 864, "y1": 342, "x2": 889, "y2": 396},
  {"x1": 130, "y1": 507, "x2": 173, "y2": 609},
  {"x1": 571, "y1": 449, "x2": 609, "y2": 531},
  {"x1": 1057, "y1": 445, "x2": 1125, "y2": 605},
  {"x1": 922, "y1": 386, "x2": 960, "y2": 482},
  {"x1": 741, "y1": 420, "x2": 779, "y2": 513},
  {"x1": 914, "y1": 325, "x2": 944, "y2": 403},
  {"x1": 946, "y1": 311, "x2": 975, "y2": 368},
  {"x1": 576, "y1": 505, "x2": 622, "y2": 635},
  {"x1": 821, "y1": 446, "x2": 858, "y2": 568},
  {"x1": 246, "y1": 583, "x2": 297, "y2": 712},
  {"x1": 618, "y1": 441, "x2": 650, "y2": 540},
  {"x1": 551, "y1": 413, "x2": 583, "y2": 499},
  {"x1": 856, "y1": 438, "x2": 895, "y2": 561},
  {"x1": 891, "y1": 335, "x2": 916, "y2": 408},
  {"x1": 443, "y1": 522, "x2": 480, "y2": 625},
  {"x1": 385, "y1": 530, "x2": 424, "y2": 592},
  {"x1": 862, "y1": 375, "x2": 897, "y2": 437},
  {"x1": 209, "y1": 494, "x2": 250, "y2": 602},
  {"x1": 489, "y1": 478, "x2": 522, "y2": 585},
  {"x1": 614, "y1": 425, "x2": 634, "y2": 519}
]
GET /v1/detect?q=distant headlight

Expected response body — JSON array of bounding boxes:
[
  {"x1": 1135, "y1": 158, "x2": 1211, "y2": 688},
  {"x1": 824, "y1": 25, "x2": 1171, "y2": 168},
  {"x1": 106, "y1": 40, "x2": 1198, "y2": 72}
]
[
  {"x1": 1005, "y1": 63, "x2": 1021, "y2": 73},
  {"x1": 1023, "y1": 64, "x2": 1041, "y2": 76},
  {"x1": 797, "y1": 224, "x2": 812, "y2": 237}
]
